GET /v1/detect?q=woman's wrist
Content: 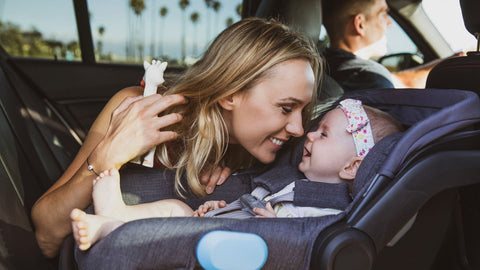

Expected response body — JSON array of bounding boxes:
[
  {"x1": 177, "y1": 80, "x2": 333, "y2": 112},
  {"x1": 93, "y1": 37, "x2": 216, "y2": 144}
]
[
  {"x1": 88, "y1": 140, "x2": 122, "y2": 172},
  {"x1": 86, "y1": 157, "x2": 100, "y2": 176}
]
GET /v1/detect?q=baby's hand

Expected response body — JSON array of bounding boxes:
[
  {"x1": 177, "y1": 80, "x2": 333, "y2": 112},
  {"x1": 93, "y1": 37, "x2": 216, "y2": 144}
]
[
  {"x1": 193, "y1": 200, "x2": 227, "y2": 217},
  {"x1": 253, "y1": 202, "x2": 277, "y2": 218}
]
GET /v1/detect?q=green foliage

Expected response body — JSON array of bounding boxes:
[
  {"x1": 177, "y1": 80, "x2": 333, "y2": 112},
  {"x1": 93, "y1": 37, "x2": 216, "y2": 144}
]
[
  {"x1": 0, "y1": 20, "x2": 80, "y2": 60},
  {"x1": 130, "y1": 0, "x2": 146, "y2": 15}
]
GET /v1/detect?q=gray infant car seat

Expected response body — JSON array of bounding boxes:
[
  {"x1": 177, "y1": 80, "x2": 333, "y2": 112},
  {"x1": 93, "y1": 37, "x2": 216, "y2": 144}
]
[{"x1": 68, "y1": 88, "x2": 480, "y2": 270}]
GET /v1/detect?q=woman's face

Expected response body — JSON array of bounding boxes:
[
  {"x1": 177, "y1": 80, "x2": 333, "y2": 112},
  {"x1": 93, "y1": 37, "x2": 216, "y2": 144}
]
[{"x1": 223, "y1": 59, "x2": 315, "y2": 164}]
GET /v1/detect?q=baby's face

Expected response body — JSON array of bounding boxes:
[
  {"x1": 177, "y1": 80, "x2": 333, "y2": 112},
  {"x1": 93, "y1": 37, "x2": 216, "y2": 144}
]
[{"x1": 298, "y1": 108, "x2": 357, "y2": 183}]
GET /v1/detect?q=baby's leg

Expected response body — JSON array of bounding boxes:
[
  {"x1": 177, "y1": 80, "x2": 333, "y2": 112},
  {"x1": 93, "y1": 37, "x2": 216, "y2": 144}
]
[
  {"x1": 70, "y1": 208, "x2": 123, "y2": 251},
  {"x1": 93, "y1": 168, "x2": 194, "y2": 221}
]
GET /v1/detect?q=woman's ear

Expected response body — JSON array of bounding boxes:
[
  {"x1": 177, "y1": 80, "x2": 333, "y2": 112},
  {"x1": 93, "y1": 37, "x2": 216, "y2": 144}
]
[
  {"x1": 218, "y1": 93, "x2": 239, "y2": 111},
  {"x1": 339, "y1": 156, "x2": 363, "y2": 180}
]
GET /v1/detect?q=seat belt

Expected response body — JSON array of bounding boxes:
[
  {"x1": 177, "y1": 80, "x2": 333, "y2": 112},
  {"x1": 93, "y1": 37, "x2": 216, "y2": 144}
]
[{"x1": 204, "y1": 186, "x2": 295, "y2": 218}]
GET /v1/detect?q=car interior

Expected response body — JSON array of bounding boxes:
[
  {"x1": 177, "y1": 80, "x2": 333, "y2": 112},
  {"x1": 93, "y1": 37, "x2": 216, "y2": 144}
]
[{"x1": 0, "y1": 0, "x2": 479, "y2": 269}]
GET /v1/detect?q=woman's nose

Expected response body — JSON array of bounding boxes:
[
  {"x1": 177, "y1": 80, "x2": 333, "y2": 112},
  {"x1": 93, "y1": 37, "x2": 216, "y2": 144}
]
[{"x1": 285, "y1": 113, "x2": 304, "y2": 137}]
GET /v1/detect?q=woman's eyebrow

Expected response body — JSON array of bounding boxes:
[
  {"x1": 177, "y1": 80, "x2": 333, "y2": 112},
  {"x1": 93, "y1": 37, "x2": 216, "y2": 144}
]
[{"x1": 279, "y1": 97, "x2": 305, "y2": 104}]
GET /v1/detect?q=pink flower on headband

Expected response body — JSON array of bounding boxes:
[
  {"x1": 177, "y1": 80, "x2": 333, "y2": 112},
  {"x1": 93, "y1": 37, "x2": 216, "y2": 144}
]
[{"x1": 338, "y1": 99, "x2": 375, "y2": 157}]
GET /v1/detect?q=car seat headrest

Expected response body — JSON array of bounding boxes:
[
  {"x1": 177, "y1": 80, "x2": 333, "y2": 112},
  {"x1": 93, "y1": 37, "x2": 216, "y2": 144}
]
[
  {"x1": 353, "y1": 132, "x2": 403, "y2": 198},
  {"x1": 318, "y1": 74, "x2": 344, "y2": 101},
  {"x1": 460, "y1": 0, "x2": 480, "y2": 40},
  {"x1": 426, "y1": 55, "x2": 480, "y2": 95},
  {"x1": 255, "y1": 0, "x2": 322, "y2": 41}
]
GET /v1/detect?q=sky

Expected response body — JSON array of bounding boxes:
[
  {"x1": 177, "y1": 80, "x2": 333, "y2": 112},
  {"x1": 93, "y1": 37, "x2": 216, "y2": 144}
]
[
  {"x1": 86, "y1": 0, "x2": 243, "y2": 59},
  {"x1": 0, "y1": 0, "x2": 476, "y2": 60}
]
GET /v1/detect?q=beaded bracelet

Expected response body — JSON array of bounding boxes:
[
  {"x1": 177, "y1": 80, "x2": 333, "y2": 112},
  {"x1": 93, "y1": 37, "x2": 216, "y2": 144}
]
[{"x1": 86, "y1": 157, "x2": 100, "y2": 176}]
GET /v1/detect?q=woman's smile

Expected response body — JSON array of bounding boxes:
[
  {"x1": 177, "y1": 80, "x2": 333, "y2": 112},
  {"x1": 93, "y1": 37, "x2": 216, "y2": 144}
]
[{"x1": 269, "y1": 136, "x2": 286, "y2": 147}]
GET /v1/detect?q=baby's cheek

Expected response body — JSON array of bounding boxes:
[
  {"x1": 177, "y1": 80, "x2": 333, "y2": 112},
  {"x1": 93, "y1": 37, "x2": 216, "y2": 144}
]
[{"x1": 297, "y1": 161, "x2": 308, "y2": 174}]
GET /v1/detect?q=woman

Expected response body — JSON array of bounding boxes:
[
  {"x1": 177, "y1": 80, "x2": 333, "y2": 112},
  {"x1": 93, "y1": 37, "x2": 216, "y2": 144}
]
[{"x1": 31, "y1": 18, "x2": 321, "y2": 258}]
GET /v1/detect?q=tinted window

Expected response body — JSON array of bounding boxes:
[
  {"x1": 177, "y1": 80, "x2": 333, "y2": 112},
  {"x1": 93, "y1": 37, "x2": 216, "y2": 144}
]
[
  {"x1": 0, "y1": 0, "x2": 80, "y2": 61},
  {"x1": 87, "y1": 0, "x2": 243, "y2": 66}
]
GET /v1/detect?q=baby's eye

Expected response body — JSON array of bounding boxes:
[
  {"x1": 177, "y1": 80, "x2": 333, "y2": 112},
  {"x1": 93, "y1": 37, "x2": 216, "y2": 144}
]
[{"x1": 320, "y1": 132, "x2": 327, "y2": 138}]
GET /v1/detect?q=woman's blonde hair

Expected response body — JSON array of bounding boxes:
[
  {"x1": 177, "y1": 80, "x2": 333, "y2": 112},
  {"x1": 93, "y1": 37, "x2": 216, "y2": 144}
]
[{"x1": 158, "y1": 17, "x2": 321, "y2": 197}]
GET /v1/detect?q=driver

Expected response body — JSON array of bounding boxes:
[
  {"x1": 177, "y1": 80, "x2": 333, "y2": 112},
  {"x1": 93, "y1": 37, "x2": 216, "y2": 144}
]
[{"x1": 322, "y1": 0, "x2": 460, "y2": 91}]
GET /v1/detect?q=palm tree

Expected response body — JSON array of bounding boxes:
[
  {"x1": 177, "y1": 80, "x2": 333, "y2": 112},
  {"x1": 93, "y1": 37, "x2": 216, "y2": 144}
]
[
  {"x1": 129, "y1": 0, "x2": 146, "y2": 61},
  {"x1": 236, "y1": 4, "x2": 242, "y2": 18},
  {"x1": 130, "y1": 0, "x2": 145, "y2": 15},
  {"x1": 212, "y1": 1, "x2": 221, "y2": 36},
  {"x1": 204, "y1": 0, "x2": 213, "y2": 41},
  {"x1": 66, "y1": 41, "x2": 80, "y2": 59},
  {"x1": 226, "y1": 17, "x2": 233, "y2": 28},
  {"x1": 159, "y1": 6, "x2": 168, "y2": 58},
  {"x1": 150, "y1": 0, "x2": 157, "y2": 58},
  {"x1": 97, "y1": 25, "x2": 105, "y2": 59},
  {"x1": 190, "y1": 12, "x2": 200, "y2": 55},
  {"x1": 179, "y1": 0, "x2": 190, "y2": 63}
]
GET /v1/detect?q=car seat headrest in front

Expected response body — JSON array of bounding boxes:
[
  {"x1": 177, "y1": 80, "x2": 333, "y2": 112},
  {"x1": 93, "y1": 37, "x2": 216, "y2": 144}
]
[
  {"x1": 426, "y1": 54, "x2": 480, "y2": 94},
  {"x1": 460, "y1": 0, "x2": 480, "y2": 40}
]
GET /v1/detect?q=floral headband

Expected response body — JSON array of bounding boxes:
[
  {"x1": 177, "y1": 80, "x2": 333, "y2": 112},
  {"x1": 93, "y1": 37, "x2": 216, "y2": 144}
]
[{"x1": 338, "y1": 99, "x2": 375, "y2": 158}]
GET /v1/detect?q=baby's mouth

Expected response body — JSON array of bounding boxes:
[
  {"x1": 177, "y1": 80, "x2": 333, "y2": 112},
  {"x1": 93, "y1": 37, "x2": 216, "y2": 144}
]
[{"x1": 304, "y1": 147, "x2": 311, "y2": 157}]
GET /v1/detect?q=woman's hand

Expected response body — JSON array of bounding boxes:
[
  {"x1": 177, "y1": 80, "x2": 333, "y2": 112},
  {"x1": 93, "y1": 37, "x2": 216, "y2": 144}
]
[
  {"x1": 91, "y1": 94, "x2": 187, "y2": 170},
  {"x1": 253, "y1": 202, "x2": 277, "y2": 218},
  {"x1": 193, "y1": 200, "x2": 227, "y2": 216},
  {"x1": 200, "y1": 166, "x2": 232, "y2": 194}
]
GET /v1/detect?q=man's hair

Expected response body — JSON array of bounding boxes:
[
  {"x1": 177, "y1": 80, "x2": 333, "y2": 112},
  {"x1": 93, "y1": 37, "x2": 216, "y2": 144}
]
[
  {"x1": 158, "y1": 18, "x2": 322, "y2": 197},
  {"x1": 323, "y1": 0, "x2": 377, "y2": 42},
  {"x1": 364, "y1": 105, "x2": 404, "y2": 143}
]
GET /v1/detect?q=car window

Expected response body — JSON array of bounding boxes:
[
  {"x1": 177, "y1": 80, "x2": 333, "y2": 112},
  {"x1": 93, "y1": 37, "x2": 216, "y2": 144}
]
[
  {"x1": 385, "y1": 18, "x2": 418, "y2": 56},
  {"x1": 422, "y1": 0, "x2": 477, "y2": 52},
  {"x1": 0, "y1": 0, "x2": 80, "y2": 61},
  {"x1": 87, "y1": 0, "x2": 243, "y2": 67}
]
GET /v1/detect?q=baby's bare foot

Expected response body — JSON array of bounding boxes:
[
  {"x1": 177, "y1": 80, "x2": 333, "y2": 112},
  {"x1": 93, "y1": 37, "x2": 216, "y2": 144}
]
[
  {"x1": 92, "y1": 168, "x2": 128, "y2": 220},
  {"x1": 70, "y1": 208, "x2": 123, "y2": 251}
]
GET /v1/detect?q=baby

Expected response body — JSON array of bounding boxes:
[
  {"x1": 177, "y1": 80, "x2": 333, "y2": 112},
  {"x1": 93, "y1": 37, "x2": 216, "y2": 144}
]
[{"x1": 70, "y1": 99, "x2": 403, "y2": 250}]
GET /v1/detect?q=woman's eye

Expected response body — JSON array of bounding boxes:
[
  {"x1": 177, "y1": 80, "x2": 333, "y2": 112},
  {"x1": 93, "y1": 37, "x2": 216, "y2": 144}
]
[{"x1": 281, "y1": 106, "x2": 293, "y2": 113}]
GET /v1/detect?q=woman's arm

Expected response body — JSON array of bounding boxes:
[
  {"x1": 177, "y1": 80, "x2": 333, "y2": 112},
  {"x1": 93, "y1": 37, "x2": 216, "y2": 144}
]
[{"x1": 31, "y1": 86, "x2": 187, "y2": 258}]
